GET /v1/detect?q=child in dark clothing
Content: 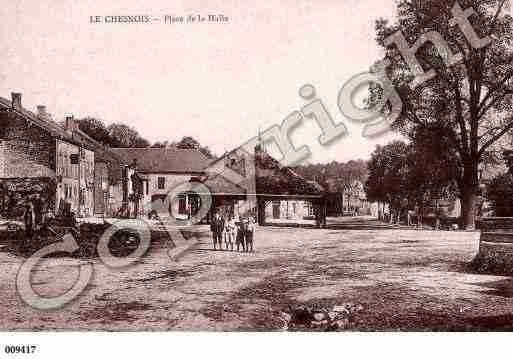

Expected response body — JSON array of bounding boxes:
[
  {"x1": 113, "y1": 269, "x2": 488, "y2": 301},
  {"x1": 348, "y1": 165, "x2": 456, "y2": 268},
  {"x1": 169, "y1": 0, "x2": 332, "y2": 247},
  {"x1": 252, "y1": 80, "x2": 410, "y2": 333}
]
[
  {"x1": 245, "y1": 217, "x2": 255, "y2": 252},
  {"x1": 235, "y1": 219, "x2": 246, "y2": 252}
]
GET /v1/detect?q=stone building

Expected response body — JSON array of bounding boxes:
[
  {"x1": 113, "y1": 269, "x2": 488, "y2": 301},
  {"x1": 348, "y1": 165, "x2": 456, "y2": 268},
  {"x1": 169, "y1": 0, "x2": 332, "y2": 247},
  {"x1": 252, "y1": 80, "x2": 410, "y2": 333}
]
[
  {"x1": 111, "y1": 144, "x2": 326, "y2": 226},
  {"x1": 0, "y1": 92, "x2": 127, "y2": 218},
  {"x1": 55, "y1": 136, "x2": 95, "y2": 216},
  {"x1": 201, "y1": 144, "x2": 326, "y2": 226},
  {"x1": 265, "y1": 200, "x2": 314, "y2": 221},
  {"x1": 111, "y1": 147, "x2": 211, "y2": 219},
  {"x1": 66, "y1": 121, "x2": 127, "y2": 217}
]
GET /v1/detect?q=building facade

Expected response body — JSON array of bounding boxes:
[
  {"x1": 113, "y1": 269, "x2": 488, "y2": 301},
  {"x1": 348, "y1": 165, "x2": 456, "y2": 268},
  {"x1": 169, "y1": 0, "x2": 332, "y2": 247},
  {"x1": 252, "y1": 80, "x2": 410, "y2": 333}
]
[
  {"x1": 203, "y1": 144, "x2": 325, "y2": 225},
  {"x1": 111, "y1": 148, "x2": 211, "y2": 219},
  {"x1": 265, "y1": 200, "x2": 313, "y2": 221},
  {"x1": 0, "y1": 92, "x2": 126, "y2": 219},
  {"x1": 55, "y1": 138, "x2": 95, "y2": 216}
]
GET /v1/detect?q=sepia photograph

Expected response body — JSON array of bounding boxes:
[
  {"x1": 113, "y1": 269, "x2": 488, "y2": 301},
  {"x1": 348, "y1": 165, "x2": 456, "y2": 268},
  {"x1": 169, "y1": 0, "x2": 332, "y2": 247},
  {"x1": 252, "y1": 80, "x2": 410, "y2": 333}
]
[{"x1": 1, "y1": 0, "x2": 513, "y2": 357}]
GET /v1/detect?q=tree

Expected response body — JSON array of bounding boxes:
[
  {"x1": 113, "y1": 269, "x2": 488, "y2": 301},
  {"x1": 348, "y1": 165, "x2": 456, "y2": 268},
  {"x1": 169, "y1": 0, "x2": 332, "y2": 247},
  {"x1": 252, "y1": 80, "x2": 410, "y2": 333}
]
[
  {"x1": 503, "y1": 149, "x2": 513, "y2": 171},
  {"x1": 76, "y1": 117, "x2": 111, "y2": 145},
  {"x1": 107, "y1": 123, "x2": 149, "y2": 148},
  {"x1": 170, "y1": 136, "x2": 216, "y2": 158},
  {"x1": 487, "y1": 173, "x2": 513, "y2": 216},
  {"x1": 296, "y1": 160, "x2": 367, "y2": 192},
  {"x1": 365, "y1": 139, "x2": 458, "y2": 222},
  {"x1": 151, "y1": 140, "x2": 169, "y2": 148},
  {"x1": 132, "y1": 137, "x2": 150, "y2": 148},
  {"x1": 76, "y1": 118, "x2": 150, "y2": 148},
  {"x1": 406, "y1": 125, "x2": 461, "y2": 212},
  {"x1": 373, "y1": 0, "x2": 513, "y2": 229},
  {"x1": 365, "y1": 141, "x2": 411, "y2": 221},
  {"x1": 294, "y1": 160, "x2": 368, "y2": 215}
]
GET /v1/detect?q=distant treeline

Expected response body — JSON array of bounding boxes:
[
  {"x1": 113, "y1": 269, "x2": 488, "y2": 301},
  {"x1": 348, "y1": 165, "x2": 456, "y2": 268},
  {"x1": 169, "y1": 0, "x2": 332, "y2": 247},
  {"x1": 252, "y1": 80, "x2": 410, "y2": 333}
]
[{"x1": 76, "y1": 117, "x2": 215, "y2": 158}]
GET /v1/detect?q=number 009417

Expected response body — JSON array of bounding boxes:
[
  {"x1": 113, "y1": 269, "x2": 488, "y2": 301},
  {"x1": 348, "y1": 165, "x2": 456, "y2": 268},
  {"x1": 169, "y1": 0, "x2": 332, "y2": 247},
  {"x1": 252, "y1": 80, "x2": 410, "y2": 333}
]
[{"x1": 4, "y1": 345, "x2": 37, "y2": 354}]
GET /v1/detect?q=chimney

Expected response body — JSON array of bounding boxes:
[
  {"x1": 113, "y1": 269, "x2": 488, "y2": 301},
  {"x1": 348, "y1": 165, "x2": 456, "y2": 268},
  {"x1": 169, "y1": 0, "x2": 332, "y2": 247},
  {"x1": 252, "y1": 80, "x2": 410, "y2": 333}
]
[
  {"x1": 37, "y1": 105, "x2": 47, "y2": 118},
  {"x1": 64, "y1": 114, "x2": 75, "y2": 132},
  {"x1": 11, "y1": 93, "x2": 22, "y2": 110}
]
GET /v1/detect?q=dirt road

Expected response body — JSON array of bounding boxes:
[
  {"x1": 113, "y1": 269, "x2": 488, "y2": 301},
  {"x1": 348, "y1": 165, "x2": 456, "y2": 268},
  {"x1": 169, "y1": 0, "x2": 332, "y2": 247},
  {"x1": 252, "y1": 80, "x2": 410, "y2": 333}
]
[{"x1": 2, "y1": 223, "x2": 513, "y2": 331}]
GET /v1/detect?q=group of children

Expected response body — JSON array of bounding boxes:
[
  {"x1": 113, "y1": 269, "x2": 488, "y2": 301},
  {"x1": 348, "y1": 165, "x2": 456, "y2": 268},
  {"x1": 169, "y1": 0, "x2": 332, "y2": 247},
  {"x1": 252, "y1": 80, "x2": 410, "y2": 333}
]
[{"x1": 210, "y1": 214, "x2": 256, "y2": 252}]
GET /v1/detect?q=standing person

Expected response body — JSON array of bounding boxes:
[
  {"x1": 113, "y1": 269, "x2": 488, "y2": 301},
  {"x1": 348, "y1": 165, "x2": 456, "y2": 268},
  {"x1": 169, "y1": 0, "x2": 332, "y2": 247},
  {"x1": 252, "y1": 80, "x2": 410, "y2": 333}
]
[
  {"x1": 6, "y1": 192, "x2": 16, "y2": 218},
  {"x1": 235, "y1": 218, "x2": 246, "y2": 252},
  {"x1": 416, "y1": 205, "x2": 423, "y2": 229},
  {"x1": 226, "y1": 215, "x2": 237, "y2": 251},
  {"x1": 23, "y1": 201, "x2": 34, "y2": 239},
  {"x1": 32, "y1": 193, "x2": 44, "y2": 231},
  {"x1": 245, "y1": 216, "x2": 255, "y2": 252},
  {"x1": 210, "y1": 213, "x2": 224, "y2": 250},
  {"x1": 383, "y1": 206, "x2": 390, "y2": 223},
  {"x1": 217, "y1": 213, "x2": 225, "y2": 250},
  {"x1": 221, "y1": 216, "x2": 228, "y2": 250},
  {"x1": 224, "y1": 216, "x2": 233, "y2": 251},
  {"x1": 412, "y1": 205, "x2": 419, "y2": 227}
]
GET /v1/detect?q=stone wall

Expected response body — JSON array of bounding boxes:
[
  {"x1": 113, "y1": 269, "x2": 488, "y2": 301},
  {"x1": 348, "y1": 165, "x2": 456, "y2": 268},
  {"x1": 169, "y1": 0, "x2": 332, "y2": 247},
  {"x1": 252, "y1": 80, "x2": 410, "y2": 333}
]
[
  {"x1": 0, "y1": 114, "x2": 55, "y2": 178},
  {"x1": 473, "y1": 218, "x2": 513, "y2": 274},
  {"x1": 144, "y1": 173, "x2": 196, "y2": 218}
]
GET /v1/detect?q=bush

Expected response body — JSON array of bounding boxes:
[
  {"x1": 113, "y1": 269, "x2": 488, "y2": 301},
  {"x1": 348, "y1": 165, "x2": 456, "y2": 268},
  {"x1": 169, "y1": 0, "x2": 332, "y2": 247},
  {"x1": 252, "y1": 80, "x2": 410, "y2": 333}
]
[
  {"x1": 470, "y1": 252, "x2": 513, "y2": 276},
  {"x1": 487, "y1": 173, "x2": 513, "y2": 216}
]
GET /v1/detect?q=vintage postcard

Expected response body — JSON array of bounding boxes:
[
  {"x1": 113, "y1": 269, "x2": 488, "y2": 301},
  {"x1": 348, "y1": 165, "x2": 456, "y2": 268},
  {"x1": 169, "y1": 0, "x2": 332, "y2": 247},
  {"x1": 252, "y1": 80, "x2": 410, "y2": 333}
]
[{"x1": 1, "y1": 0, "x2": 513, "y2": 356}]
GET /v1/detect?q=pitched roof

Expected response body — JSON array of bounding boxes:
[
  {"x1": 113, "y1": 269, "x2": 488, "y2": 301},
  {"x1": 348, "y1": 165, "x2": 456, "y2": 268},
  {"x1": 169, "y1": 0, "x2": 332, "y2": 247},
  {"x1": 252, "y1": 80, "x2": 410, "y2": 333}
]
[
  {"x1": 0, "y1": 96, "x2": 130, "y2": 183},
  {"x1": 201, "y1": 173, "x2": 247, "y2": 195},
  {"x1": 110, "y1": 148, "x2": 210, "y2": 173},
  {"x1": 254, "y1": 150, "x2": 324, "y2": 196},
  {"x1": 0, "y1": 97, "x2": 73, "y2": 143},
  {"x1": 203, "y1": 146, "x2": 324, "y2": 197}
]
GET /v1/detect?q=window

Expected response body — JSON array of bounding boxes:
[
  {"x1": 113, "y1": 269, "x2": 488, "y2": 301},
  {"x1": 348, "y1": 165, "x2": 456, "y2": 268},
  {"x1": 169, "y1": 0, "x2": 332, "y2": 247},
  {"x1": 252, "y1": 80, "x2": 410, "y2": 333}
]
[
  {"x1": 64, "y1": 155, "x2": 69, "y2": 177},
  {"x1": 240, "y1": 158, "x2": 246, "y2": 176},
  {"x1": 178, "y1": 194, "x2": 187, "y2": 215},
  {"x1": 58, "y1": 152, "x2": 63, "y2": 175},
  {"x1": 157, "y1": 177, "x2": 165, "y2": 190},
  {"x1": 306, "y1": 202, "x2": 314, "y2": 216}
]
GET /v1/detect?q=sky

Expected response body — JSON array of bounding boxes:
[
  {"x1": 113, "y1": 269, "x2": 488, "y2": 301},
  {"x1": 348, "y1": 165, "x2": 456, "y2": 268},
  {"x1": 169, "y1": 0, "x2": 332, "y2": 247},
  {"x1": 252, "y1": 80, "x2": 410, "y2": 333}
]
[{"x1": 0, "y1": 0, "x2": 400, "y2": 164}]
